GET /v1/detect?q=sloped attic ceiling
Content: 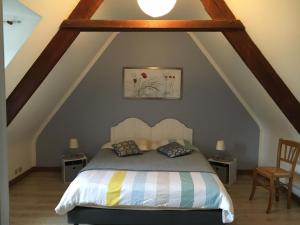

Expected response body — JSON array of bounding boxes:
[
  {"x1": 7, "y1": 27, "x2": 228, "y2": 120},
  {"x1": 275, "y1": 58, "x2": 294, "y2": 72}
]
[{"x1": 5, "y1": 0, "x2": 300, "y2": 179}]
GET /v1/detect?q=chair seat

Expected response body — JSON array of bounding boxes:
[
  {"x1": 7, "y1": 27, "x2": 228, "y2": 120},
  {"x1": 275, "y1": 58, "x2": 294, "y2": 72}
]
[{"x1": 256, "y1": 167, "x2": 291, "y2": 178}]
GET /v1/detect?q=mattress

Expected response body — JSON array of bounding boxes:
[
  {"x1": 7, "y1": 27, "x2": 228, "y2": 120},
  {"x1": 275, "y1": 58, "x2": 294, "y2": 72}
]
[
  {"x1": 81, "y1": 148, "x2": 216, "y2": 173},
  {"x1": 55, "y1": 149, "x2": 234, "y2": 223}
]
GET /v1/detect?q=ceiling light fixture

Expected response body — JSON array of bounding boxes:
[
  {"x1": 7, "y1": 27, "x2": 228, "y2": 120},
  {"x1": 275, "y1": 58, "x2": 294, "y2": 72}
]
[{"x1": 137, "y1": 0, "x2": 177, "y2": 18}]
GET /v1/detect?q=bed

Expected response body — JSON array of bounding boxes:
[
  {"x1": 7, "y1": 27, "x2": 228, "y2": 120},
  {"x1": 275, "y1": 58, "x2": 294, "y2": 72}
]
[{"x1": 55, "y1": 118, "x2": 234, "y2": 225}]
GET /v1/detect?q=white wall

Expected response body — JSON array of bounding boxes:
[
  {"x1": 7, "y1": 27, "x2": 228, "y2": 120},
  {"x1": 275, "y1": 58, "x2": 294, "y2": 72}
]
[
  {"x1": 224, "y1": 0, "x2": 300, "y2": 163},
  {"x1": 5, "y1": 0, "x2": 79, "y2": 96},
  {"x1": 0, "y1": 0, "x2": 9, "y2": 223},
  {"x1": 5, "y1": 0, "x2": 80, "y2": 180},
  {"x1": 192, "y1": 0, "x2": 300, "y2": 191},
  {"x1": 226, "y1": 0, "x2": 300, "y2": 102},
  {"x1": 5, "y1": 0, "x2": 116, "y2": 180},
  {"x1": 3, "y1": 0, "x2": 40, "y2": 67}
]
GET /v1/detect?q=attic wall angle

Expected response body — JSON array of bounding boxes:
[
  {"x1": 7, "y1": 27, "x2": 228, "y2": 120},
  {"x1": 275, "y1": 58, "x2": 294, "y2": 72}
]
[
  {"x1": 32, "y1": 32, "x2": 118, "y2": 166},
  {"x1": 6, "y1": 0, "x2": 104, "y2": 125},
  {"x1": 200, "y1": 0, "x2": 300, "y2": 133},
  {"x1": 188, "y1": 32, "x2": 261, "y2": 131}
]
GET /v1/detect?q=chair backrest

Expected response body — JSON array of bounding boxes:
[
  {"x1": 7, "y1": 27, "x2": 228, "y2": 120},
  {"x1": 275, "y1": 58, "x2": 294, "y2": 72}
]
[{"x1": 277, "y1": 138, "x2": 300, "y2": 174}]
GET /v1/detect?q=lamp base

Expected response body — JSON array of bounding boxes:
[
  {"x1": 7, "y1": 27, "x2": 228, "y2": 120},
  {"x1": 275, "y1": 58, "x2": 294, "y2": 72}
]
[{"x1": 213, "y1": 151, "x2": 224, "y2": 160}]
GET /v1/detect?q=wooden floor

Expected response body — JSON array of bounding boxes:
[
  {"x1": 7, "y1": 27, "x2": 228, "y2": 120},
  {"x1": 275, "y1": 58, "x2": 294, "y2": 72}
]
[{"x1": 10, "y1": 171, "x2": 300, "y2": 225}]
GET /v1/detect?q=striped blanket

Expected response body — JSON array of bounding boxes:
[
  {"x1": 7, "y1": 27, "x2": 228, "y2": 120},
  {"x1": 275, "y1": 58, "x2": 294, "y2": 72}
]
[{"x1": 55, "y1": 170, "x2": 234, "y2": 223}]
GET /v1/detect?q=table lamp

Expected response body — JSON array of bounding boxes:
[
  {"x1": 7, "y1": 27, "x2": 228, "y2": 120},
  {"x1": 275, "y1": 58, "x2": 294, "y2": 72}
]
[
  {"x1": 69, "y1": 138, "x2": 79, "y2": 156},
  {"x1": 215, "y1": 140, "x2": 225, "y2": 159}
]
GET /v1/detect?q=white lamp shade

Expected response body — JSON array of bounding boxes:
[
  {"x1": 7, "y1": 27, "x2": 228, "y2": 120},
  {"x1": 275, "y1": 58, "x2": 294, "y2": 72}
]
[
  {"x1": 216, "y1": 140, "x2": 225, "y2": 151},
  {"x1": 137, "y1": 0, "x2": 177, "y2": 18},
  {"x1": 69, "y1": 138, "x2": 79, "y2": 149}
]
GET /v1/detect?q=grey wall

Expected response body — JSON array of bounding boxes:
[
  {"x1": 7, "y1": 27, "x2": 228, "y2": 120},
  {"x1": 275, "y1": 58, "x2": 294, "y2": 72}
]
[
  {"x1": 0, "y1": 0, "x2": 10, "y2": 224},
  {"x1": 37, "y1": 32, "x2": 259, "y2": 169}
]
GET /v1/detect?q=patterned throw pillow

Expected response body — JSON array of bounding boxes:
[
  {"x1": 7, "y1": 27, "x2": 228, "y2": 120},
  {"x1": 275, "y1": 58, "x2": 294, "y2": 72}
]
[
  {"x1": 157, "y1": 142, "x2": 193, "y2": 158},
  {"x1": 112, "y1": 140, "x2": 142, "y2": 157},
  {"x1": 168, "y1": 139, "x2": 195, "y2": 151},
  {"x1": 153, "y1": 139, "x2": 197, "y2": 151}
]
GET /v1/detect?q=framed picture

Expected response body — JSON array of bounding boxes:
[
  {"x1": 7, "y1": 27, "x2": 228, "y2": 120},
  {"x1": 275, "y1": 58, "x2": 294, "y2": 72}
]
[{"x1": 123, "y1": 67, "x2": 182, "y2": 99}]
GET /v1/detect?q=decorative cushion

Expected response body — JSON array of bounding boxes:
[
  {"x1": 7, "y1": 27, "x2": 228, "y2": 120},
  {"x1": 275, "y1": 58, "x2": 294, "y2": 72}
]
[
  {"x1": 169, "y1": 138, "x2": 195, "y2": 151},
  {"x1": 101, "y1": 142, "x2": 113, "y2": 149},
  {"x1": 102, "y1": 139, "x2": 152, "y2": 151},
  {"x1": 157, "y1": 142, "x2": 193, "y2": 158},
  {"x1": 134, "y1": 138, "x2": 152, "y2": 151},
  {"x1": 153, "y1": 139, "x2": 197, "y2": 151},
  {"x1": 112, "y1": 140, "x2": 142, "y2": 157}
]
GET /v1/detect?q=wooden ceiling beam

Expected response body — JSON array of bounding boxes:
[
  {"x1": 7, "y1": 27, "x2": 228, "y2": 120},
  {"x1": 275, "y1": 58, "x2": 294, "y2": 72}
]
[
  {"x1": 60, "y1": 19, "x2": 244, "y2": 32},
  {"x1": 6, "y1": 0, "x2": 105, "y2": 126},
  {"x1": 201, "y1": 0, "x2": 300, "y2": 133}
]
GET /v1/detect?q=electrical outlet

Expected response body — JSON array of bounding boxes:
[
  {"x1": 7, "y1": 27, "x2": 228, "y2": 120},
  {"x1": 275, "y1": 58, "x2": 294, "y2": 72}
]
[
  {"x1": 14, "y1": 169, "x2": 18, "y2": 175},
  {"x1": 18, "y1": 167, "x2": 23, "y2": 173}
]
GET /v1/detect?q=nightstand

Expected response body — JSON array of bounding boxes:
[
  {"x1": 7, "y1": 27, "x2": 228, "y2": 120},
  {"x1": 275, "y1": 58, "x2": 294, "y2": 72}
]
[
  {"x1": 208, "y1": 158, "x2": 237, "y2": 186},
  {"x1": 62, "y1": 153, "x2": 87, "y2": 183}
]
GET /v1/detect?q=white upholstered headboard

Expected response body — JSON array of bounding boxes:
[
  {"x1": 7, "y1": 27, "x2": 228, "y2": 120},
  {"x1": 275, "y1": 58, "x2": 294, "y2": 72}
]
[{"x1": 111, "y1": 118, "x2": 193, "y2": 143}]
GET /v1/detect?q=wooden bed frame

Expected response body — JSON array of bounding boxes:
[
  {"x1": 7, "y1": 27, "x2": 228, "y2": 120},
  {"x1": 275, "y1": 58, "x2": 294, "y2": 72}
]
[{"x1": 66, "y1": 118, "x2": 225, "y2": 225}]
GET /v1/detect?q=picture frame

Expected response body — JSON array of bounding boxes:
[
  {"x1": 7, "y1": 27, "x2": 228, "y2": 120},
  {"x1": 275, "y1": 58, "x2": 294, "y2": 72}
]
[{"x1": 123, "y1": 67, "x2": 182, "y2": 99}]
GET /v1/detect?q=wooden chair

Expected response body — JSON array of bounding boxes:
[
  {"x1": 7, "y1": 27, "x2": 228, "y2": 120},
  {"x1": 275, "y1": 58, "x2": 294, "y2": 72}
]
[{"x1": 249, "y1": 138, "x2": 300, "y2": 213}]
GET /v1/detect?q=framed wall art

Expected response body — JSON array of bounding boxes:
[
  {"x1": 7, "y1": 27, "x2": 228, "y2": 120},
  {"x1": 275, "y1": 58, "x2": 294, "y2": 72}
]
[{"x1": 123, "y1": 67, "x2": 182, "y2": 99}]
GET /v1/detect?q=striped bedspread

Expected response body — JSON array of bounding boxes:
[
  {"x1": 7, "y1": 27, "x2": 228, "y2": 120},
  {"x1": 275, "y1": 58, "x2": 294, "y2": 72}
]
[{"x1": 55, "y1": 170, "x2": 234, "y2": 223}]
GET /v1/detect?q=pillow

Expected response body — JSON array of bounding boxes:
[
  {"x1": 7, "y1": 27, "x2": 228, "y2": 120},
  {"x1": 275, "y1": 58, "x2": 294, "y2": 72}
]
[
  {"x1": 171, "y1": 139, "x2": 198, "y2": 151},
  {"x1": 157, "y1": 142, "x2": 193, "y2": 158},
  {"x1": 134, "y1": 138, "x2": 152, "y2": 151},
  {"x1": 153, "y1": 139, "x2": 196, "y2": 151},
  {"x1": 102, "y1": 139, "x2": 152, "y2": 151},
  {"x1": 112, "y1": 140, "x2": 142, "y2": 157},
  {"x1": 101, "y1": 142, "x2": 113, "y2": 149}
]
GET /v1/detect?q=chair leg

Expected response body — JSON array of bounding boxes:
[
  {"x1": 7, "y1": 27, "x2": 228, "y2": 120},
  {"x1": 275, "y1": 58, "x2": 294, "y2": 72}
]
[
  {"x1": 275, "y1": 178, "x2": 280, "y2": 202},
  {"x1": 266, "y1": 177, "x2": 274, "y2": 213},
  {"x1": 287, "y1": 177, "x2": 293, "y2": 209},
  {"x1": 249, "y1": 170, "x2": 257, "y2": 200}
]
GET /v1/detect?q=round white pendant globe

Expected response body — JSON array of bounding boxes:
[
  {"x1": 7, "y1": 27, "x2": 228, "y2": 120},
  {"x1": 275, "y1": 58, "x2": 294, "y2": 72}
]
[{"x1": 137, "y1": 0, "x2": 177, "y2": 18}]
